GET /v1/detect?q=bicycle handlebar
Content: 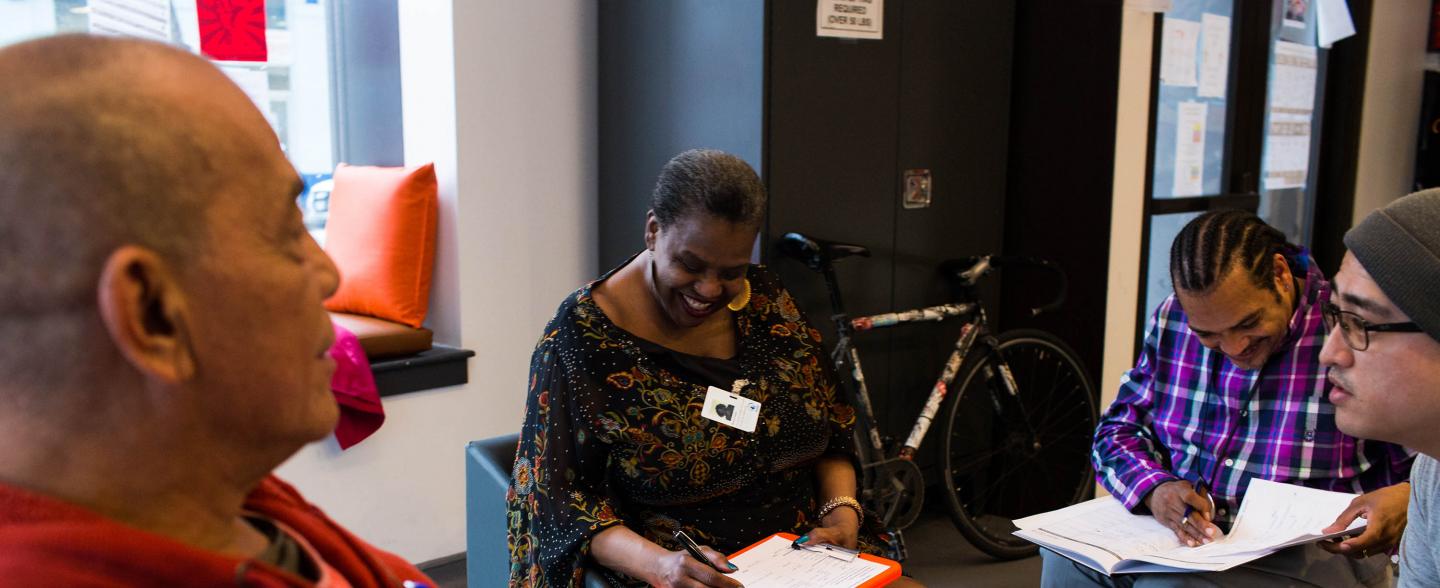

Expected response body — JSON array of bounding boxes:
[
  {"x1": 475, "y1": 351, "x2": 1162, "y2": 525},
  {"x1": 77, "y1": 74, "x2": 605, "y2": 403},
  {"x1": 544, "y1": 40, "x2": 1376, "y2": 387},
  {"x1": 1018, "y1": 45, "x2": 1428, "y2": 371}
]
[
  {"x1": 952, "y1": 255, "x2": 1069, "y2": 317},
  {"x1": 776, "y1": 231, "x2": 1069, "y2": 317}
]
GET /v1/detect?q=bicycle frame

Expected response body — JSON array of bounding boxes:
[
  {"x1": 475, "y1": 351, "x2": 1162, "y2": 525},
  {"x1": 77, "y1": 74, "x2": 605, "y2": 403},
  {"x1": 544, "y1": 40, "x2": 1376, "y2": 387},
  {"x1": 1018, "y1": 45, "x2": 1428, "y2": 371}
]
[
  {"x1": 778, "y1": 233, "x2": 1084, "y2": 547},
  {"x1": 832, "y1": 301, "x2": 1020, "y2": 461}
]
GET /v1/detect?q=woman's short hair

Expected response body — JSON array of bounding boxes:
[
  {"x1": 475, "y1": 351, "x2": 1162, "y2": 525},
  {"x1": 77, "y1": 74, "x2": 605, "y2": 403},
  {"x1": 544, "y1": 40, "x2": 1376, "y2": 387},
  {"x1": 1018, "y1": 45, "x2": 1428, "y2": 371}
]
[
  {"x1": 1169, "y1": 209, "x2": 1294, "y2": 295},
  {"x1": 650, "y1": 149, "x2": 766, "y2": 228}
]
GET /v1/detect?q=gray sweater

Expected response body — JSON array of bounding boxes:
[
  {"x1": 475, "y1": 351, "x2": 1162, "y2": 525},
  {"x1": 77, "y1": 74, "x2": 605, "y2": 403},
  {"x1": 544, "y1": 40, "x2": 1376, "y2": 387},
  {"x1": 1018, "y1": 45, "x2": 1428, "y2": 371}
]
[{"x1": 1401, "y1": 454, "x2": 1439, "y2": 588}]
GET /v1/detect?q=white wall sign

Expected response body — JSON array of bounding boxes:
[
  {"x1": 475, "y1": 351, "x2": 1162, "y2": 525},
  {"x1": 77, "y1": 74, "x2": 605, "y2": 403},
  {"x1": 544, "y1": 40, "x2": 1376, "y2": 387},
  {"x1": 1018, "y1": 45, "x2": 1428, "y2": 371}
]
[
  {"x1": 1159, "y1": 18, "x2": 1199, "y2": 87},
  {"x1": 817, "y1": 0, "x2": 883, "y2": 40},
  {"x1": 1264, "y1": 41, "x2": 1318, "y2": 190},
  {"x1": 1172, "y1": 101, "x2": 1207, "y2": 197},
  {"x1": 89, "y1": 0, "x2": 171, "y2": 42},
  {"x1": 1197, "y1": 13, "x2": 1230, "y2": 98},
  {"x1": 1316, "y1": 0, "x2": 1356, "y2": 48}
]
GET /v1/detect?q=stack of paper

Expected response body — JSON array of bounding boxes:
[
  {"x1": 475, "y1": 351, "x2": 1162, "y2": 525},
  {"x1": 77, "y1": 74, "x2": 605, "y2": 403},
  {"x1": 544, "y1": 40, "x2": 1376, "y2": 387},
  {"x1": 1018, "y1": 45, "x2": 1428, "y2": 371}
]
[{"x1": 1014, "y1": 479, "x2": 1365, "y2": 575}]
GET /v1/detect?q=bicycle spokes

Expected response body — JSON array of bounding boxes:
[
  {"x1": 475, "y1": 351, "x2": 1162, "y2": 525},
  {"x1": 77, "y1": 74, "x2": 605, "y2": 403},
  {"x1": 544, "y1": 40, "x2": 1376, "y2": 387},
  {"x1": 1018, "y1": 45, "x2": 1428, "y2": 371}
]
[{"x1": 942, "y1": 332, "x2": 1098, "y2": 560}]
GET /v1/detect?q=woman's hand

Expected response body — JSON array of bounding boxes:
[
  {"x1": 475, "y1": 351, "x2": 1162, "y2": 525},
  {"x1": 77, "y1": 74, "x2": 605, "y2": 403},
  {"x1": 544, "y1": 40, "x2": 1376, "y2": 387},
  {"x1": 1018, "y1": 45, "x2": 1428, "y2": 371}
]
[
  {"x1": 795, "y1": 505, "x2": 861, "y2": 550},
  {"x1": 809, "y1": 455, "x2": 863, "y2": 550},
  {"x1": 593, "y1": 526, "x2": 741, "y2": 588},
  {"x1": 650, "y1": 546, "x2": 742, "y2": 588}
]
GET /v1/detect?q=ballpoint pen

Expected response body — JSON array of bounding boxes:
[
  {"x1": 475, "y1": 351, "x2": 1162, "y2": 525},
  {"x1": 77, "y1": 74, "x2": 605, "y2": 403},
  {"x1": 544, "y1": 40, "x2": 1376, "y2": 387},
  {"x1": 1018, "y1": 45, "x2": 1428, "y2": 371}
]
[
  {"x1": 674, "y1": 529, "x2": 733, "y2": 572},
  {"x1": 1182, "y1": 478, "x2": 1215, "y2": 530}
]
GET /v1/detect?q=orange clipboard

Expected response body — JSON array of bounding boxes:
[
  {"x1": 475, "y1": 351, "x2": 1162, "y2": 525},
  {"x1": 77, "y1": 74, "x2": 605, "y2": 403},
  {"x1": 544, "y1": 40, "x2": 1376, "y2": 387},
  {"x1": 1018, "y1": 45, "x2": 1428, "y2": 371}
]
[{"x1": 726, "y1": 532, "x2": 902, "y2": 587}]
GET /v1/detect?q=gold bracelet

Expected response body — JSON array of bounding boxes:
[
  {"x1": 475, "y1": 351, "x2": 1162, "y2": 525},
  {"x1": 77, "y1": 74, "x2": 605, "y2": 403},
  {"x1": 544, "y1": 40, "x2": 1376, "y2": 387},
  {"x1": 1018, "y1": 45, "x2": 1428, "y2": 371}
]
[{"x1": 818, "y1": 495, "x2": 864, "y2": 527}]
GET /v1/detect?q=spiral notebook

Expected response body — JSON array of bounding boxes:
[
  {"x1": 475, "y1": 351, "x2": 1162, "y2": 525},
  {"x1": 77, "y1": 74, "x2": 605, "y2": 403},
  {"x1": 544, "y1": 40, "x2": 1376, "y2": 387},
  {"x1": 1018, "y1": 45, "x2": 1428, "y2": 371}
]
[{"x1": 726, "y1": 532, "x2": 901, "y2": 588}]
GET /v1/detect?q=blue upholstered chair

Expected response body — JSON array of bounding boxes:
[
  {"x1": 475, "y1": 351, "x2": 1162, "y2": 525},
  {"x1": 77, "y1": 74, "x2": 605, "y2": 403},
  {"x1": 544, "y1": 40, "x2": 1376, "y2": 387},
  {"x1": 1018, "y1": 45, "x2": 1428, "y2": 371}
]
[
  {"x1": 466, "y1": 434, "x2": 607, "y2": 587},
  {"x1": 466, "y1": 434, "x2": 519, "y2": 587}
]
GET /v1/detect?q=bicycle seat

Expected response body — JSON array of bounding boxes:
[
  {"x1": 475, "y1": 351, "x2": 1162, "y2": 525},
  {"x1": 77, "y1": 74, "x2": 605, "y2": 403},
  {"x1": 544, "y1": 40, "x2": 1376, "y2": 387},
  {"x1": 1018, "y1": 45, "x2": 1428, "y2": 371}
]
[{"x1": 777, "y1": 232, "x2": 871, "y2": 272}]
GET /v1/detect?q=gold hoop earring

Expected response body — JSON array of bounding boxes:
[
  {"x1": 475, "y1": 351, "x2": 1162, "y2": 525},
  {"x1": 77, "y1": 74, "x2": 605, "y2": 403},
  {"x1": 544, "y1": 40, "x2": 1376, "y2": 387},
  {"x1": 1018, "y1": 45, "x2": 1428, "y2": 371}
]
[{"x1": 727, "y1": 279, "x2": 752, "y2": 311}]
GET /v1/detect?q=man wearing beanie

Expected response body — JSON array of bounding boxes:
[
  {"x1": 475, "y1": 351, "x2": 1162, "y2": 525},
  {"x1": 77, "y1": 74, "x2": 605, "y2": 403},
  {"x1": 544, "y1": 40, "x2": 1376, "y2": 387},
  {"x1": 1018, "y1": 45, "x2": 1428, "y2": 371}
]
[{"x1": 1322, "y1": 188, "x2": 1440, "y2": 587}]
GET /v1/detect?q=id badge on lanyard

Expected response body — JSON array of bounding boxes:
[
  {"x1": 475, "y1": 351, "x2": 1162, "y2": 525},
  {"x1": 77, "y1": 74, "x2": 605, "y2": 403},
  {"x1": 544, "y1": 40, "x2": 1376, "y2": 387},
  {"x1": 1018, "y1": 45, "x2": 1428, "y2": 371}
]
[{"x1": 700, "y1": 385, "x2": 761, "y2": 433}]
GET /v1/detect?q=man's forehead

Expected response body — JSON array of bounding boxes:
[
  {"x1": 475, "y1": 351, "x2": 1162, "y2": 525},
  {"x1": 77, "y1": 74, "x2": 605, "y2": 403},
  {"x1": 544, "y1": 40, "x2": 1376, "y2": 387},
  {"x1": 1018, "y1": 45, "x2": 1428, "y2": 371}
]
[
  {"x1": 1183, "y1": 300, "x2": 1263, "y2": 333},
  {"x1": 202, "y1": 159, "x2": 301, "y2": 229},
  {"x1": 1335, "y1": 253, "x2": 1402, "y2": 319},
  {"x1": 1176, "y1": 270, "x2": 1273, "y2": 329}
]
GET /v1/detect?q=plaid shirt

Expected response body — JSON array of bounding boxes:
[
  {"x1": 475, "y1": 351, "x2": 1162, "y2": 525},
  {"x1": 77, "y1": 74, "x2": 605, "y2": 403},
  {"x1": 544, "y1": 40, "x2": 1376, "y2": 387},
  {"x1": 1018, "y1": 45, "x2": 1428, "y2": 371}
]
[{"x1": 1093, "y1": 256, "x2": 1413, "y2": 523}]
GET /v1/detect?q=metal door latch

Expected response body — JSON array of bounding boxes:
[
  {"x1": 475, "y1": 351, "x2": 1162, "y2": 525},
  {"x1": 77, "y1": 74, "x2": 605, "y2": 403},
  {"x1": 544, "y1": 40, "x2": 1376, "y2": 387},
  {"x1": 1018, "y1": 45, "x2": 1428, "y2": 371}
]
[{"x1": 902, "y1": 169, "x2": 931, "y2": 209}]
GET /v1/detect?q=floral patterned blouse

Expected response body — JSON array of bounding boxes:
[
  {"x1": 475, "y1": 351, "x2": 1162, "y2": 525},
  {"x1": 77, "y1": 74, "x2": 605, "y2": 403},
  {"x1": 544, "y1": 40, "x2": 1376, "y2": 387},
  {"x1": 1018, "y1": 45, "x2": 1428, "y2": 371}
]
[{"x1": 506, "y1": 262, "x2": 880, "y2": 587}]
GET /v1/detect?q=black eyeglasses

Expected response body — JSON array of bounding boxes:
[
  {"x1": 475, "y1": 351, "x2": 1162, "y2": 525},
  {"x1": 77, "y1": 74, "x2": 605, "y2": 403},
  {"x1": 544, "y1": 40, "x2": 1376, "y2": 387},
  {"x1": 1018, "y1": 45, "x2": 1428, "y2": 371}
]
[{"x1": 1321, "y1": 301, "x2": 1424, "y2": 351}]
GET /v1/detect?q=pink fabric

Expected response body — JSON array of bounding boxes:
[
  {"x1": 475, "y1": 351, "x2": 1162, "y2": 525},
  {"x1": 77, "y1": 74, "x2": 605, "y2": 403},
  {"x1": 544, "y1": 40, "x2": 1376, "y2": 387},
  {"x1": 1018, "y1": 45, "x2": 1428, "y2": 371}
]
[{"x1": 329, "y1": 324, "x2": 385, "y2": 449}]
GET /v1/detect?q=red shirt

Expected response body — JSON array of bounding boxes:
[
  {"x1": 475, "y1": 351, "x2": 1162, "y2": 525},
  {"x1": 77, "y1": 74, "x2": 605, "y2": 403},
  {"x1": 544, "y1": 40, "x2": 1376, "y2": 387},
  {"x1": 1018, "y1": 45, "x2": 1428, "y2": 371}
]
[{"x1": 0, "y1": 475, "x2": 432, "y2": 587}]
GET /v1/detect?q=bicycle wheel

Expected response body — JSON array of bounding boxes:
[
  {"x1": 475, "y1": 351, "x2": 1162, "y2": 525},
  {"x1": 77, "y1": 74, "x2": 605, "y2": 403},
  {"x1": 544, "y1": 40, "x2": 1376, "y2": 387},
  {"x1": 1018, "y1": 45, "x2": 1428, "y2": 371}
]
[{"x1": 940, "y1": 329, "x2": 1098, "y2": 559}]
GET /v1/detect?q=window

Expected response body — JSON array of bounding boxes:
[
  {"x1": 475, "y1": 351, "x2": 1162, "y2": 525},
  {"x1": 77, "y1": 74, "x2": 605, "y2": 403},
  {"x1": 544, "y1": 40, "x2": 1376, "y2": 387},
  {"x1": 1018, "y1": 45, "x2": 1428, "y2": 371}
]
[
  {"x1": 1134, "y1": 0, "x2": 1328, "y2": 349},
  {"x1": 0, "y1": 0, "x2": 401, "y2": 241}
]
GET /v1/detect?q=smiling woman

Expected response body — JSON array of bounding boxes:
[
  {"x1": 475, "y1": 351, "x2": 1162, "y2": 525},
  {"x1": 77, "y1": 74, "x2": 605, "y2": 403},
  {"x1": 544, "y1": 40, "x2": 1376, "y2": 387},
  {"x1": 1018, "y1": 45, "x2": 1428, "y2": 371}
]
[{"x1": 505, "y1": 150, "x2": 912, "y2": 588}]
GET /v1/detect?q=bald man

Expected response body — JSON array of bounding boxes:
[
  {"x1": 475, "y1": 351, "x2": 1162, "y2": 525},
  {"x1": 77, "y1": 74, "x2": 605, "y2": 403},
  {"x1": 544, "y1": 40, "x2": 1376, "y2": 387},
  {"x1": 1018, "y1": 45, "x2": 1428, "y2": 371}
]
[{"x1": 0, "y1": 35, "x2": 432, "y2": 586}]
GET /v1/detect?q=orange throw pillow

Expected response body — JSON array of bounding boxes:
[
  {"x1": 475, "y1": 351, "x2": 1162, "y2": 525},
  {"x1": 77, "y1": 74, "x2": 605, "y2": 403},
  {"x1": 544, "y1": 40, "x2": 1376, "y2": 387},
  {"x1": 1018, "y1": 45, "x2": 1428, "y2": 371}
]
[{"x1": 323, "y1": 163, "x2": 438, "y2": 328}]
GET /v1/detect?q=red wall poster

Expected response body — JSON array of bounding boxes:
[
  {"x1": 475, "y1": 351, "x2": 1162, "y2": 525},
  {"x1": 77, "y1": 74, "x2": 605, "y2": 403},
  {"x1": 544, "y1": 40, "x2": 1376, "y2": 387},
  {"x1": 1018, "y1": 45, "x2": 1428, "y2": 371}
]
[{"x1": 197, "y1": 0, "x2": 268, "y2": 62}]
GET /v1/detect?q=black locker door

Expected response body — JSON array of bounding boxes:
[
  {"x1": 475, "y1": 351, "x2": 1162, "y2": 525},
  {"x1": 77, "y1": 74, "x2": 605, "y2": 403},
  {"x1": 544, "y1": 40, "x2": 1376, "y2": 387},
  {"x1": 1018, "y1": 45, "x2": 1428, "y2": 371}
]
[
  {"x1": 765, "y1": 0, "x2": 904, "y2": 432},
  {"x1": 766, "y1": 0, "x2": 1015, "y2": 477}
]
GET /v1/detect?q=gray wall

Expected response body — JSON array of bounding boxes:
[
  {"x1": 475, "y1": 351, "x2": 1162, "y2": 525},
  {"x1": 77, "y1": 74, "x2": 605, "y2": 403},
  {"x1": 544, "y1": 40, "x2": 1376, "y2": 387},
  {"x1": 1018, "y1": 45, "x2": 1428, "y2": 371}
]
[{"x1": 597, "y1": 0, "x2": 765, "y2": 270}]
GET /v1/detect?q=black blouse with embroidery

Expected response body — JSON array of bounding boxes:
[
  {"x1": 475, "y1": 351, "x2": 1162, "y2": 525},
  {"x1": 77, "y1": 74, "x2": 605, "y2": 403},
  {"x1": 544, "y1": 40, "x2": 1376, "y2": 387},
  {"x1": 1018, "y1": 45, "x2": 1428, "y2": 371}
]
[{"x1": 505, "y1": 263, "x2": 882, "y2": 587}]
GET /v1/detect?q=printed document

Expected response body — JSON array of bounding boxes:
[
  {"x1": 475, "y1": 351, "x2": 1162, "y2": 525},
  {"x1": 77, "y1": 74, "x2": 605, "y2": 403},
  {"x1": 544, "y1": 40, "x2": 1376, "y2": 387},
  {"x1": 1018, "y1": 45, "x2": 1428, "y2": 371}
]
[
  {"x1": 728, "y1": 535, "x2": 893, "y2": 587},
  {"x1": 1014, "y1": 479, "x2": 1365, "y2": 575},
  {"x1": 1263, "y1": 41, "x2": 1318, "y2": 190}
]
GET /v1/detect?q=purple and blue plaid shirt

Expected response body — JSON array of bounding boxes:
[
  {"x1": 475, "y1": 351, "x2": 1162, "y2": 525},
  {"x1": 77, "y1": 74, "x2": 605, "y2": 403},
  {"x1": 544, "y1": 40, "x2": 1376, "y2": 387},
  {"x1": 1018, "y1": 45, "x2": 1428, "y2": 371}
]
[{"x1": 1093, "y1": 256, "x2": 1413, "y2": 523}]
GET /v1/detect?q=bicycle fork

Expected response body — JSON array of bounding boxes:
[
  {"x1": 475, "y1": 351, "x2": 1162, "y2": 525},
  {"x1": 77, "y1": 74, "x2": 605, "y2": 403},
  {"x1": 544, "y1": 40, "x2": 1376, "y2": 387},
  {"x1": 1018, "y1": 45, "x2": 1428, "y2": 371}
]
[{"x1": 897, "y1": 323, "x2": 981, "y2": 460}]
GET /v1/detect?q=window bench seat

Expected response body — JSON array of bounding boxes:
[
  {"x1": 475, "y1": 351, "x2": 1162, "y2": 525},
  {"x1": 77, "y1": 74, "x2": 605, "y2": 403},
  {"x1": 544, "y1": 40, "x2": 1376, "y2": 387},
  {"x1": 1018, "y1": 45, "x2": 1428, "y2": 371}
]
[{"x1": 330, "y1": 312, "x2": 473, "y2": 396}]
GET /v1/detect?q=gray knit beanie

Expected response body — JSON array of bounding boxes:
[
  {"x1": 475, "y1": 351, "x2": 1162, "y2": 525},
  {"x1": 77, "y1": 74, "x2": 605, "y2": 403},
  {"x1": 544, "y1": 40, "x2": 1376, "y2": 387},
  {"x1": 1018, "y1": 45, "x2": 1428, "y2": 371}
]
[{"x1": 1344, "y1": 188, "x2": 1440, "y2": 343}]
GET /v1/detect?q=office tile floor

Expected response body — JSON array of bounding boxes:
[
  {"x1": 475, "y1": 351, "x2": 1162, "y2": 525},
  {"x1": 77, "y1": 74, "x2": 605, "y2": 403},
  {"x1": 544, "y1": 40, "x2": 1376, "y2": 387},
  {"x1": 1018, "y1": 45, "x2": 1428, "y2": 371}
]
[
  {"x1": 900, "y1": 505, "x2": 1043, "y2": 587},
  {"x1": 425, "y1": 501, "x2": 1044, "y2": 587}
]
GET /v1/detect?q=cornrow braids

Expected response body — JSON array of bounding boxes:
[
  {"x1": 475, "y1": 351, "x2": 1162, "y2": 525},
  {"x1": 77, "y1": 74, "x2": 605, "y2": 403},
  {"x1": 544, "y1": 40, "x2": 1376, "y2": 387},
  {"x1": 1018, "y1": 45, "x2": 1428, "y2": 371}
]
[{"x1": 1169, "y1": 210, "x2": 1295, "y2": 295}]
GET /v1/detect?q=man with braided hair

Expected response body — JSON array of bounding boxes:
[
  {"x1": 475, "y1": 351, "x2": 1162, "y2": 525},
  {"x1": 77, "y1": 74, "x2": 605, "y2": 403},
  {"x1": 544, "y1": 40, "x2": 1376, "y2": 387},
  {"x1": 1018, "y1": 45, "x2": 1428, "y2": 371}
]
[{"x1": 1041, "y1": 210, "x2": 1412, "y2": 587}]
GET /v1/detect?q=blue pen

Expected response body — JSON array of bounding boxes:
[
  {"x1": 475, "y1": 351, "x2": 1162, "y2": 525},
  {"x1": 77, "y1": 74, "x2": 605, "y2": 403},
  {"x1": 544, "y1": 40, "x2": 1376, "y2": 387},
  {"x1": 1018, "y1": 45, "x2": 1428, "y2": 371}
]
[{"x1": 1182, "y1": 479, "x2": 1215, "y2": 530}]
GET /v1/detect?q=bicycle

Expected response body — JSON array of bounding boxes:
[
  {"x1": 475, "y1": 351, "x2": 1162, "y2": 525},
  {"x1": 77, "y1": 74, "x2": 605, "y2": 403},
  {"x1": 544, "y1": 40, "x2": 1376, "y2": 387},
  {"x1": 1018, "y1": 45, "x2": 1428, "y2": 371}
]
[{"x1": 776, "y1": 232, "x2": 1099, "y2": 560}]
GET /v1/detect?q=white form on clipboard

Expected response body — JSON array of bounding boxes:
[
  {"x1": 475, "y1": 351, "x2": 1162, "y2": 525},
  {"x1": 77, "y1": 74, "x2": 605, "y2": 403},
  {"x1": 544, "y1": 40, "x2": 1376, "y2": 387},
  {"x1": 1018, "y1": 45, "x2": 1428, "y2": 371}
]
[{"x1": 726, "y1": 534, "x2": 900, "y2": 588}]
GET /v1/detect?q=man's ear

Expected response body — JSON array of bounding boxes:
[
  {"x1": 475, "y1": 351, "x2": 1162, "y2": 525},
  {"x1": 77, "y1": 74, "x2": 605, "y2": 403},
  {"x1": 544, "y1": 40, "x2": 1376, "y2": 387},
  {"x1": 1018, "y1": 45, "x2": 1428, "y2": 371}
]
[
  {"x1": 644, "y1": 210, "x2": 660, "y2": 251},
  {"x1": 1273, "y1": 252, "x2": 1293, "y2": 291},
  {"x1": 95, "y1": 246, "x2": 195, "y2": 384}
]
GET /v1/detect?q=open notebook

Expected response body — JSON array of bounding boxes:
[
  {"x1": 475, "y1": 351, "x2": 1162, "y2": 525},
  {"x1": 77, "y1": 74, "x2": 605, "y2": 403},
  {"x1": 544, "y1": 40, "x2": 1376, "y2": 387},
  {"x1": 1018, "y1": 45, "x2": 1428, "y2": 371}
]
[
  {"x1": 1014, "y1": 478, "x2": 1366, "y2": 575},
  {"x1": 726, "y1": 533, "x2": 901, "y2": 588}
]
